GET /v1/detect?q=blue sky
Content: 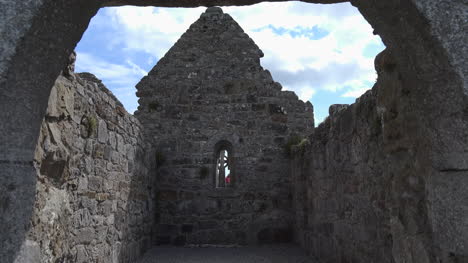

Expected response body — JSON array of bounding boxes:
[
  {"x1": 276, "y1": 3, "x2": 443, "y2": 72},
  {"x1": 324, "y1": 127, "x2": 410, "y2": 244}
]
[{"x1": 75, "y1": 2, "x2": 385, "y2": 125}]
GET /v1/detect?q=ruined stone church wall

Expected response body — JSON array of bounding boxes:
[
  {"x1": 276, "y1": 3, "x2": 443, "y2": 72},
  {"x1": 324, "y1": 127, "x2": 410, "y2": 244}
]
[
  {"x1": 292, "y1": 48, "x2": 449, "y2": 262},
  {"x1": 135, "y1": 8, "x2": 314, "y2": 246},
  {"x1": 141, "y1": 80, "x2": 313, "y2": 246},
  {"x1": 292, "y1": 89, "x2": 393, "y2": 262},
  {"x1": 25, "y1": 72, "x2": 155, "y2": 263}
]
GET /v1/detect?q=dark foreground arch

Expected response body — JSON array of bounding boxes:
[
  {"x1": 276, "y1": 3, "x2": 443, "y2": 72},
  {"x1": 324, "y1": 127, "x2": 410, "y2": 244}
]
[{"x1": 0, "y1": 0, "x2": 466, "y2": 262}]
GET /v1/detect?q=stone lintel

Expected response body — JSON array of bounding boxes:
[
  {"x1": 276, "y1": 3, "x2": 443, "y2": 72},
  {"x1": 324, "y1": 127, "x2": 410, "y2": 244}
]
[{"x1": 102, "y1": 0, "x2": 348, "y2": 8}]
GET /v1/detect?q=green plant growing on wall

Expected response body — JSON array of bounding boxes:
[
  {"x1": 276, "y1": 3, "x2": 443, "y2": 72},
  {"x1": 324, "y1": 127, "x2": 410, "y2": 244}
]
[
  {"x1": 293, "y1": 138, "x2": 310, "y2": 155},
  {"x1": 87, "y1": 115, "x2": 97, "y2": 137},
  {"x1": 155, "y1": 151, "x2": 166, "y2": 167},
  {"x1": 284, "y1": 135, "x2": 311, "y2": 158},
  {"x1": 199, "y1": 166, "x2": 209, "y2": 179},
  {"x1": 284, "y1": 135, "x2": 302, "y2": 157}
]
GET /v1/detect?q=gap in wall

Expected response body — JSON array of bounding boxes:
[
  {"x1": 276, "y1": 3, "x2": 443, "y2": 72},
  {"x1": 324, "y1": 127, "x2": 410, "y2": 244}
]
[{"x1": 75, "y1": 1, "x2": 385, "y2": 126}]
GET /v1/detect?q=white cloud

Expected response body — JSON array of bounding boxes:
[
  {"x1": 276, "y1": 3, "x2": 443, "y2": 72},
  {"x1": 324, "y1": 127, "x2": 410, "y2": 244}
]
[
  {"x1": 104, "y1": 6, "x2": 205, "y2": 59},
  {"x1": 221, "y1": 2, "x2": 383, "y2": 100},
  {"x1": 340, "y1": 80, "x2": 374, "y2": 98},
  {"x1": 341, "y1": 87, "x2": 369, "y2": 98},
  {"x1": 75, "y1": 52, "x2": 146, "y2": 85},
  {"x1": 147, "y1": 56, "x2": 155, "y2": 66},
  {"x1": 126, "y1": 59, "x2": 148, "y2": 76},
  {"x1": 284, "y1": 85, "x2": 317, "y2": 102},
  {"x1": 75, "y1": 52, "x2": 144, "y2": 113}
]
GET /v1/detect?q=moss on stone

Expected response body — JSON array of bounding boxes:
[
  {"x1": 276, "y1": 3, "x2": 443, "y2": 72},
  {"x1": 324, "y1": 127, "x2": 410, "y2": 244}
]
[
  {"x1": 292, "y1": 138, "x2": 310, "y2": 154},
  {"x1": 284, "y1": 135, "x2": 302, "y2": 158},
  {"x1": 87, "y1": 115, "x2": 97, "y2": 137}
]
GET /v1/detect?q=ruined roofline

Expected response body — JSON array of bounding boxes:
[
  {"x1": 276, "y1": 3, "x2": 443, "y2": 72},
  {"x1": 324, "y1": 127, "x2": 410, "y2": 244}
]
[{"x1": 77, "y1": 72, "x2": 126, "y2": 110}]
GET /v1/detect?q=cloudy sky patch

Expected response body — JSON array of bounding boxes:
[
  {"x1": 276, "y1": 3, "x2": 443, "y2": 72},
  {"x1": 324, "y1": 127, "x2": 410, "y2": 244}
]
[{"x1": 75, "y1": 2, "x2": 385, "y2": 124}]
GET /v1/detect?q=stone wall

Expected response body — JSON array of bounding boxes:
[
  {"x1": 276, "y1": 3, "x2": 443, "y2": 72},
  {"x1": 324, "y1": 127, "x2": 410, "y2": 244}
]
[
  {"x1": 292, "y1": 48, "x2": 468, "y2": 263},
  {"x1": 20, "y1": 70, "x2": 155, "y2": 263},
  {"x1": 293, "y1": 88, "x2": 392, "y2": 262},
  {"x1": 135, "y1": 7, "x2": 314, "y2": 246}
]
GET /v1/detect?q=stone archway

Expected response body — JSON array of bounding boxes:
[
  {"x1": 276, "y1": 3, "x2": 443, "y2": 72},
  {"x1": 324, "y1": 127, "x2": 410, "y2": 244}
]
[{"x1": 0, "y1": 0, "x2": 466, "y2": 262}]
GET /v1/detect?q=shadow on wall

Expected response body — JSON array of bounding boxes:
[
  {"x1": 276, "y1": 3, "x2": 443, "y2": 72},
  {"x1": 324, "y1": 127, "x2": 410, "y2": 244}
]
[
  {"x1": 0, "y1": 0, "x2": 101, "y2": 261},
  {"x1": 0, "y1": 165, "x2": 37, "y2": 263}
]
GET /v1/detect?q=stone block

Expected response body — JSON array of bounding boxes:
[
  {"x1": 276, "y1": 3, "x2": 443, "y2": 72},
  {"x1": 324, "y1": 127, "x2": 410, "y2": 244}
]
[
  {"x1": 75, "y1": 245, "x2": 88, "y2": 263},
  {"x1": 116, "y1": 134, "x2": 125, "y2": 153},
  {"x1": 84, "y1": 139, "x2": 94, "y2": 154},
  {"x1": 111, "y1": 151, "x2": 120, "y2": 164},
  {"x1": 158, "y1": 190, "x2": 178, "y2": 201},
  {"x1": 271, "y1": 114, "x2": 288, "y2": 123},
  {"x1": 103, "y1": 146, "x2": 112, "y2": 161},
  {"x1": 81, "y1": 197, "x2": 98, "y2": 215},
  {"x1": 93, "y1": 144, "x2": 105, "y2": 159},
  {"x1": 109, "y1": 132, "x2": 117, "y2": 149},
  {"x1": 88, "y1": 176, "x2": 102, "y2": 191},
  {"x1": 181, "y1": 224, "x2": 193, "y2": 233},
  {"x1": 77, "y1": 177, "x2": 88, "y2": 191},
  {"x1": 39, "y1": 148, "x2": 69, "y2": 185},
  {"x1": 257, "y1": 227, "x2": 293, "y2": 244},
  {"x1": 180, "y1": 191, "x2": 195, "y2": 200},
  {"x1": 198, "y1": 220, "x2": 219, "y2": 230},
  {"x1": 97, "y1": 119, "x2": 108, "y2": 143},
  {"x1": 75, "y1": 227, "x2": 95, "y2": 245}
]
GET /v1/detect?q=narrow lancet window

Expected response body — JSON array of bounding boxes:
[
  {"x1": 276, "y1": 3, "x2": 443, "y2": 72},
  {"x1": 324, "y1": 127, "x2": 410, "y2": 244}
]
[{"x1": 216, "y1": 148, "x2": 231, "y2": 188}]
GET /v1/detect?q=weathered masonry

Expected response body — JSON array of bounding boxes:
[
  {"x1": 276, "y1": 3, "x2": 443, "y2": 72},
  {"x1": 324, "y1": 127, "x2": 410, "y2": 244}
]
[
  {"x1": 0, "y1": 0, "x2": 467, "y2": 263},
  {"x1": 24, "y1": 67, "x2": 155, "y2": 262},
  {"x1": 135, "y1": 7, "x2": 313, "y2": 246}
]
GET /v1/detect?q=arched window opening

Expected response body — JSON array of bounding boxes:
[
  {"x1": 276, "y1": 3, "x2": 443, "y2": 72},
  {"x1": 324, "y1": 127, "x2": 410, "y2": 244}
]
[
  {"x1": 214, "y1": 140, "x2": 234, "y2": 188},
  {"x1": 216, "y1": 148, "x2": 232, "y2": 188}
]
